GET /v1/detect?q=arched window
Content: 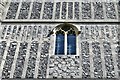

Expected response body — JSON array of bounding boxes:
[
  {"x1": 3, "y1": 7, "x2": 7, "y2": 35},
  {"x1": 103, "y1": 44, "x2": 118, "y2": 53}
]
[
  {"x1": 47, "y1": 23, "x2": 80, "y2": 55},
  {"x1": 55, "y1": 30, "x2": 65, "y2": 55},
  {"x1": 67, "y1": 29, "x2": 76, "y2": 55}
]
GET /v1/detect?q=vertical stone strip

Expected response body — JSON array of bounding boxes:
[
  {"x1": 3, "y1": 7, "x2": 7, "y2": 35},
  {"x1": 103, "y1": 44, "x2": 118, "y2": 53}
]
[
  {"x1": 21, "y1": 42, "x2": 31, "y2": 78},
  {"x1": 118, "y1": 0, "x2": 120, "y2": 44},
  {"x1": 3, "y1": 25, "x2": 8, "y2": 40},
  {"x1": 34, "y1": 42, "x2": 42, "y2": 78},
  {"x1": 52, "y1": 1, "x2": 56, "y2": 20},
  {"x1": 40, "y1": 0, "x2": 44, "y2": 19},
  {"x1": 102, "y1": 1, "x2": 107, "y2": 20},
  {"x1": 15, "y1": 0, "x2": 22, "y2": 19},
  {"x1": 28, "y1": 0, "x2": 33, "y2": 19},
  {"x1": 47, "y1": 28, "x2": 55, "y2": 78},
  {"x1": 0, "y1": 23, "x2": 2, "y2": 38},
  {"x1": 73, "y1": 2, "x2": 75, "y2": 19},
  {"x1": 81, "y1": 41, "x2": 90, "y2": 78},
  {"x1": 25, "y1": 41, "x2": 39, "y2": 78},
  {"x1": 0, "y1": 41, "x2": 10, "y2": 79},
  {"x1": 78, "y1": 28, "x2": 82, "y2": 78},
  {"x1": 37, "y1": 41, "x2": 50, "y2": 78},
  {"x1": 79, "y1": 1, "x2": 82, "y2": 20},
  {"x1": 88, "y1": 25, "x2": 94, "y2": 78},
  {"x1": 3, "y1": 0, "x2": 11, "y2": 20},
  {"x1": 1, "y1": 41, "x2": 17, "y2": 79},
  {"x1": 59, "y1": 2, "x2": 62, "y2": 20},
  {"x1": 0, "y1": 41, "x2": 6, "y2": 65},
  {"x1": 98, "y1": 25, "x2": 105, "y2": 78},
  {"x1": 99, "y1": 25, "x2": 106, "y2": 78},
  {"x1": 109, "y1": 25, "x2": 119, "y2": 78},
  {"x1": 114, "y1": 1, "x2": 119, "y2": 21},
  {"x1": 13, "y1": 42, "x2": 28, "y2": 78},
  {"x1": 10, "y1": 42, "x2": 20, "y2": 78},
  {"x1": 0, "y1": 25, "x2": 7, "y2": 40},
  {"x1": 91, "y1": 1, "x2": 94, "y2": 20}
]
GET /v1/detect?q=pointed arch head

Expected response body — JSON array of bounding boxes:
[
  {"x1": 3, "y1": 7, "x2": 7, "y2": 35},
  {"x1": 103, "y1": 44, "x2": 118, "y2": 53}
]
[
  {"x1": 56, "y1": 29, "x2": 65, "y2": 35},
  {"x1": 47, "y1": 23, "x2": 80, "y2": 37},
  {"x1": 54, "y1": 23, "x2": 80, "y2": 35}
]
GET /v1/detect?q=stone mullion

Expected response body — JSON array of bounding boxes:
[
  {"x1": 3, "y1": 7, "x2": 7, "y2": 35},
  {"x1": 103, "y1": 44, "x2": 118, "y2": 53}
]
[{"x1": 65, "y1": 32, "x2": 67, "y2": 55}]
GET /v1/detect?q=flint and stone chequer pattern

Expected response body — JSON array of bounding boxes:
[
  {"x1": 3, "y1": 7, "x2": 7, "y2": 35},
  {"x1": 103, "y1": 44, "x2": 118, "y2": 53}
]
[{"x1": 49, "y1": 56, "x2": 80, "y2": 78}]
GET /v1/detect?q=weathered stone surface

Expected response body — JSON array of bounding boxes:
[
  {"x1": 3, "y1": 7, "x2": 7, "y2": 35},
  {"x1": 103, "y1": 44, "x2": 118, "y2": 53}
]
[
  {"x1": 2, "y1": 41, "x2": 17, "y2": 79},
  {"x1": 0, "y1": 41, "x2": 6, "y2": 64},
  {"x1": 49, "y1": 56, "x2": 80, "y2": 78},
  {"x1": 13, "y1": 42, "x2": 28, "y2": 78},
  {"x1": 0, "y1": 14, "x2": 119, "y2": 79},
  {"x1": 37, "y1": 41, "x2": 50, "y2": 78}
]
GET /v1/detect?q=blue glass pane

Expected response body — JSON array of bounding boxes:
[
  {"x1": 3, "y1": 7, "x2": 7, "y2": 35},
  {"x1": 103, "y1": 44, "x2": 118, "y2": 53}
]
[
  {"x1": 67, "y1": 34, "x2": 76, "y2": 55},
  {"x1": 55, "y1": 34, "x2": 64, "y2": 55}
]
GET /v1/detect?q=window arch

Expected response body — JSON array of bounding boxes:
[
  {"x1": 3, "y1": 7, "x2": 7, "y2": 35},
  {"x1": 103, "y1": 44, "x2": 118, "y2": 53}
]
[{"x1": 47, "y1": 23, "x2": 80, "y2": 55}]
